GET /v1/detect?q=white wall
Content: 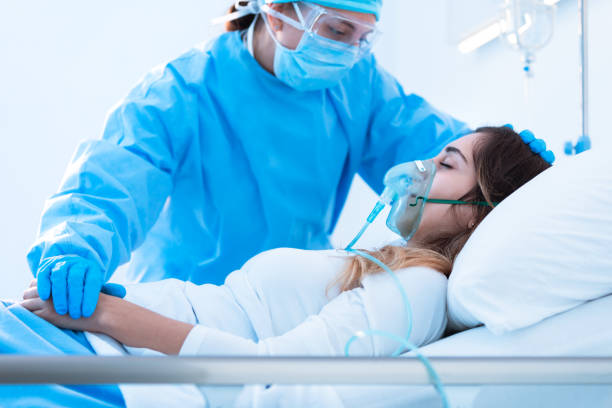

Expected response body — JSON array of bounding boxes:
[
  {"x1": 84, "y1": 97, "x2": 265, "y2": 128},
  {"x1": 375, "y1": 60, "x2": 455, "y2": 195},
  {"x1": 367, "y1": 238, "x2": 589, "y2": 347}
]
[
  {"x1": 1, "y1": 0, "x2": 610, "y2": 299},
  {"x1": 0, "y1": 1, "x2": 227, "y2": 298},
  {"x1": 377, "y1": 0, "x2": 611, "y2": 154}
]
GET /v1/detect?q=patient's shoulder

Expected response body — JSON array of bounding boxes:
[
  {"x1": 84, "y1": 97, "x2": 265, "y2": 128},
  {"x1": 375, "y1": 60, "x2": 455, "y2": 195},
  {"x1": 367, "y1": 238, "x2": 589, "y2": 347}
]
[
  {"x1": 361, "y1": 265, "x2": 448, "y2": 296},
  {"x1": 239, "y1": 248, "x2": 350, "y2": 292}
]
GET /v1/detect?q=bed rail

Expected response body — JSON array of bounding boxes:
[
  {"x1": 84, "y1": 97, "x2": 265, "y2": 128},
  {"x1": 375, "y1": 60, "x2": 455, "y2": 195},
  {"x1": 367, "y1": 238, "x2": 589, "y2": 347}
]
[{"x1": 1, "y1": 356, "x2": 611, "y2": 385}]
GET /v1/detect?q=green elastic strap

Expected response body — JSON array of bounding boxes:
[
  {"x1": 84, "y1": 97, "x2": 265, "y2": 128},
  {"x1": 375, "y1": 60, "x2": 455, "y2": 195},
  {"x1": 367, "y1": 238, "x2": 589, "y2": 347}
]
[{"x1": 410, "y1": 196, "x2": 498, "y2": 208}]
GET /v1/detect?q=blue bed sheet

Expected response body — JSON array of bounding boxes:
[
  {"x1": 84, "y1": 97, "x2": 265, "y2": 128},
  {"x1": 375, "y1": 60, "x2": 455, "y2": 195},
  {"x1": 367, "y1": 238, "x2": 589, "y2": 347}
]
[{"x1": 0, "y1": 300, "x2": 125, "y2": 407}]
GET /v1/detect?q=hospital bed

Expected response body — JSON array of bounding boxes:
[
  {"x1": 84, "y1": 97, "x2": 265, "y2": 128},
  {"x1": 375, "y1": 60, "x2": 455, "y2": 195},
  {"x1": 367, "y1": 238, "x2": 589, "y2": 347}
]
[{"x1": 3, "y1": 292, "x2": 612, "y2": 407}]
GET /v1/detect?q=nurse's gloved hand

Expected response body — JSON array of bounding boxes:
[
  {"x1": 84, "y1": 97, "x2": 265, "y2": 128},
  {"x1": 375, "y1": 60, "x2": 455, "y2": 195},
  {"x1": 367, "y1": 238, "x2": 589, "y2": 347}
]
[
  {"x1": 503, "y1": 124, "x2": 555, "y2": 164},
  {"x1": 100, "y1": 283, "x2": 127, "y2": 299},
  {"x1": 36, "y1": 255, "x2": 106, "y2": 319}
]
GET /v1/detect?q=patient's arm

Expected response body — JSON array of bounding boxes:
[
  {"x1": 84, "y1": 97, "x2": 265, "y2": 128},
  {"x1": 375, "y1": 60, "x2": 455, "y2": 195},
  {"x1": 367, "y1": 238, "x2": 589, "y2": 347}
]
[
  {"x1": 25, "y1": 282, "x2": 375, "y2": 357},
  {"x1": 22, "y1": 265, "x2": 446, "y2": 357},
  {"x1": 21, "y1": 281, "x2": 193, "y2": 355},
  {"x1": 96, "y1": 296, "x2": 194, "y2": 355}
]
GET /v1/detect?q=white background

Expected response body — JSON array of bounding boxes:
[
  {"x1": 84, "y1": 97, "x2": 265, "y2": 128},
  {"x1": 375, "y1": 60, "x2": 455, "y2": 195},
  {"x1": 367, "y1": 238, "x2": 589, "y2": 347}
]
[{"x1": 0, "y1": 0, "x2": 610, "y2": 299}]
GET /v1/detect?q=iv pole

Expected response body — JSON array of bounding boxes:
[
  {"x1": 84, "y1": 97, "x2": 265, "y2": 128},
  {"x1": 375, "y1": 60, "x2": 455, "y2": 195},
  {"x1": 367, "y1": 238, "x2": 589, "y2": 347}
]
[{"x1": 565, "y1": 0, "x2": 591, "y2": 155}]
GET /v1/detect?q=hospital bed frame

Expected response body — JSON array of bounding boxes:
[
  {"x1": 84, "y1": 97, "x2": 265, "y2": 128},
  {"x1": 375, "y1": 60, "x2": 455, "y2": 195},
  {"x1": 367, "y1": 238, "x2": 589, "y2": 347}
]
[{"x1": 1, "y1": 356, "x2": 611, "y2": 385}]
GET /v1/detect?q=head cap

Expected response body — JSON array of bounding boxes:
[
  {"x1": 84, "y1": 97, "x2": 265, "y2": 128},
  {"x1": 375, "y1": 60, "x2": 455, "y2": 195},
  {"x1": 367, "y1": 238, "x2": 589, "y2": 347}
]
[{"x1": 264, "y1": 0, "x2": 382, "y2": 20}]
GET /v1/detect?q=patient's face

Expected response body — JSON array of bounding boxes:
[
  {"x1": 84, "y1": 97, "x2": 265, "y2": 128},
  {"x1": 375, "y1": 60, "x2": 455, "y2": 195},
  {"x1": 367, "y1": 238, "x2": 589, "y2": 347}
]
[{"x1": 411, "y1": 132, "x2": 482, "y2": 244}]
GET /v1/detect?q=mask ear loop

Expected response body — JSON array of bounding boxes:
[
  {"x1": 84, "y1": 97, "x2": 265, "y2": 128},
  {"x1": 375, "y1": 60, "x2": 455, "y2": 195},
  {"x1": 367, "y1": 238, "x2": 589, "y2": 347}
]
[
  {"x1": 260, "y1": 1, "x2": 311, "y2": 52},
  {"x1": 293, "y1": 2, "x2": 308, "y2": 27},
  {"x1": 260, "y1": 3, "x2": 307, "y2": 31},
  {"x1": 293, "y1": 2, "x2": 322, "y2": 45}
]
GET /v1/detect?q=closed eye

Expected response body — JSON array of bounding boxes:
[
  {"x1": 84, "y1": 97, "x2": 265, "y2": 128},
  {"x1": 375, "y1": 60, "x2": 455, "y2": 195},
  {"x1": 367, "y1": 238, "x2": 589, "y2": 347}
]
[
  {"x1": 440, "y1": 162, "x2": 453, "y2": 169},
  {"x1": 328, "y1": 26, "x2": 345, "y2": 36}
]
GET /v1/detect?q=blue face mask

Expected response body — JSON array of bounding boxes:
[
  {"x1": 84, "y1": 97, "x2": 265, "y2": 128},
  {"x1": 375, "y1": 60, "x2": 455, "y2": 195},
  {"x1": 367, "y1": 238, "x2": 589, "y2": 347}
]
[
  {"x1": 261, "y1": 4, "x2": 363, "y2": 92},
  {"x1": 272, "y1": 31, "x2": 361, "y2": 91}
]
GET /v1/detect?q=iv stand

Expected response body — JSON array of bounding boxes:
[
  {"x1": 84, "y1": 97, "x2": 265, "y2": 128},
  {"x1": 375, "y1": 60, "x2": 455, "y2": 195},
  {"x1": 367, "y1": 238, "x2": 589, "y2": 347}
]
[{"x1": 565, "y1": 0, "x2": 591, "y2": 155}]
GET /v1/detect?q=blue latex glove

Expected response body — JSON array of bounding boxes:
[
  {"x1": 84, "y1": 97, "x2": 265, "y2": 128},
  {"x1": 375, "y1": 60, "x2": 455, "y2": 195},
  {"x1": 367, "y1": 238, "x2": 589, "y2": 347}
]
[
  {"x1": 503, "y1": 124, "x2": 555, "y2": 164},
  {"x1": 101, "y1": 283, "x2": 127, "y2": 299},
  {"x1": 36, "y1": 255, "x2": 106, "y2": 319}
]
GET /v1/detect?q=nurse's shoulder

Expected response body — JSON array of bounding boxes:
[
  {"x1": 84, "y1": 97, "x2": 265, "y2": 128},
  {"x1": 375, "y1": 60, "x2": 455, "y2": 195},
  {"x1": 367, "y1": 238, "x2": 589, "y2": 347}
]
[
  {"x1": 332, "y1": 52, "x2": 379, "y2": 96},
  {"x1": 124, "y1": 33, "x2": 236, "y2": 100},
  {"x1": 331, "y1": 51, "x2": 405, "y2": 119},
  {"x1": 101, "y1": 33, "x2": 237, "y2": 152}
]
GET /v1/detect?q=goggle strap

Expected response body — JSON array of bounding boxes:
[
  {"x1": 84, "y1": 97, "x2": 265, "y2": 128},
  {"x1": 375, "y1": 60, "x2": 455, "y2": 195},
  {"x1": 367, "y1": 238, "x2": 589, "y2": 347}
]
[
  {"x1": 211, "y1": 9, "x2": 252, "y2": 25},
  {"x1": 260, "y1": 4, "x2": 307, "y2": 32},
  {"x1": 211, "y1": 1, "x2": 261, "y2": 25},
  {"x1": 293, "y1": 2, "x2": 307, "y2": 26}
]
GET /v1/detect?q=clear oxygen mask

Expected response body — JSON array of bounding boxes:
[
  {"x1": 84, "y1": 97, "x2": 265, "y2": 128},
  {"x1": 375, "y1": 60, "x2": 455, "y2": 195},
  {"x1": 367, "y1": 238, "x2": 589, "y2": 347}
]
[
  {"x1": 345, "y1": 160, "x2": 435, "y2": 250},
  {"x1": 382, "y1": 160, "x2": 436, "y2": 240}
]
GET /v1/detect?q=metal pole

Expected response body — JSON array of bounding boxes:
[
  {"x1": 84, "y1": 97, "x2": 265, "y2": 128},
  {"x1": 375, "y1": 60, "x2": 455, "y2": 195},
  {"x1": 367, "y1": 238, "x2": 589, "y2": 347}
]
[
  {"x1": 565, "y1": 0, "x2": 592, "y2": 155},
  {"x1": 1, "y1": 356, "x2": 612, "y2": 385},
  {"x1": 579, "y1": 0, "x2": 589, "y2": 140}
]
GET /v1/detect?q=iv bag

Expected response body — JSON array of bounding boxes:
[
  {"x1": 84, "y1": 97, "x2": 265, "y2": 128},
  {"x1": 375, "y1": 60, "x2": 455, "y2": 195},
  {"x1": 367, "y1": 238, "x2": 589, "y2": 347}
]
[{"x1": 501, "y1": 0, "x2": 555, "y2": 76}]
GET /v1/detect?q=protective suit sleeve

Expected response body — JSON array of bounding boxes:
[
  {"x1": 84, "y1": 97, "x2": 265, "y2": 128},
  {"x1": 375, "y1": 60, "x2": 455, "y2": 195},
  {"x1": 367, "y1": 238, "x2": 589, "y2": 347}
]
[
  {"x1": 360, "y1": 60, "x2": 471, "y2": 194},
  {"x1": 27, "y1": 61, "x2": 197, "y2": 280},
  {"x1": 179, "y1": 266, "x2": 447, "y2": 357}
]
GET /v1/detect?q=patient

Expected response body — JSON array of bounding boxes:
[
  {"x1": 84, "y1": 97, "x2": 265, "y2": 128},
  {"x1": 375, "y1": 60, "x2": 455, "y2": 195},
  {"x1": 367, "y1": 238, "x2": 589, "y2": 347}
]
[{"x1": 17, "y1": 126, "x2": 551, "y2": 360}]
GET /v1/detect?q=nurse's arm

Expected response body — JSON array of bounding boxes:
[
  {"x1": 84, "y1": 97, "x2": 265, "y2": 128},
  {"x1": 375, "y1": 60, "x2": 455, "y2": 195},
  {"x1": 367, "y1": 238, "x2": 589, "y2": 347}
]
[
  {"x1": 27, "y1": 61, "x2": 197, "y2": 283},
  {"x1": 360, "y1": 60, "x2": 470, "y2": 194}
]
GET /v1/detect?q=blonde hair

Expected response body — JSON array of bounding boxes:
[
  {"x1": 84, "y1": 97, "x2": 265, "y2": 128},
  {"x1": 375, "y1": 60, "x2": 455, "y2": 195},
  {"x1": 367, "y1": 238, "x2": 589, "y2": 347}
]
[{"x1": 330, "y1": 246, "x2": 452, "y2": 292}]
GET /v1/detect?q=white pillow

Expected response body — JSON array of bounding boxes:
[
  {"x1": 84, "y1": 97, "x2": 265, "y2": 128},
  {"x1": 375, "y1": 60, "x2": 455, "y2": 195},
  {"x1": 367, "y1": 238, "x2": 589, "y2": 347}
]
[{"x1": 447, "y1": 149, "x2": 612, "y2": 334}]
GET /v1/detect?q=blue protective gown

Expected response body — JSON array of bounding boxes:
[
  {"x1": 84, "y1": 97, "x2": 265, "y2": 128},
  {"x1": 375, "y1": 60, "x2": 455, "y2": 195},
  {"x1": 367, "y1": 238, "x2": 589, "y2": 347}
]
[{"x1": 28, "y1": 31, "x2": 469, "y2": 286}]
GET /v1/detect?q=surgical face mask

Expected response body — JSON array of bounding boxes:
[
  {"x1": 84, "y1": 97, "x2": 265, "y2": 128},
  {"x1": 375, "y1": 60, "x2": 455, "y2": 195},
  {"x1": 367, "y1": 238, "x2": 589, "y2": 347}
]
[{"x1": 261, "y1": 2, "x2": 370, "y2": 91}]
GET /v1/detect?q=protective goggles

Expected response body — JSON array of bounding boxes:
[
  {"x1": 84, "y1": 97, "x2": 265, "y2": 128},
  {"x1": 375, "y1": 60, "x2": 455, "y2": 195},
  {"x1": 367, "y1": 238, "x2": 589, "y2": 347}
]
[{"x1": 260, "y1": 1, "x2": 381, "y2": 54}]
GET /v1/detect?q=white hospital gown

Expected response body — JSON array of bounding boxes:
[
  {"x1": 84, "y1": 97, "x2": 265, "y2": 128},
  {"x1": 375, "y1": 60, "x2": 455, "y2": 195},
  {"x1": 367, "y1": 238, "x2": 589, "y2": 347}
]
[{"x1": 89, "y1": 248, "x2": 448, "y2": 407}]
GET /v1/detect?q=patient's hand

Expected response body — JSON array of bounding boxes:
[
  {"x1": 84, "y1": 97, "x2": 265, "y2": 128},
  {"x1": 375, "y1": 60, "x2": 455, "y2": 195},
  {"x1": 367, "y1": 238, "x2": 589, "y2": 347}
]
[
  {"x1": 21, "y1": 280, "x2": 193, "y2": 354},
  {"x1": 20, "y1": 280, "x2": 108, "y2": 333}
]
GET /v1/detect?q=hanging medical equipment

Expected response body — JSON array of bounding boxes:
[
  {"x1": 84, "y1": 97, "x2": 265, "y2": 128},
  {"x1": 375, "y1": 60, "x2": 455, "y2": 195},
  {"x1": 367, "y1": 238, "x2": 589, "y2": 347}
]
[
  {"x1": 501, "y1": 0, "x2": 556, "y2": 77},
  {"x1": 501, "y1": 0, "x2": 556, "y2": 128},
  {"x1": 565, "y1": 0, "x2": 591, "y2": 155}
]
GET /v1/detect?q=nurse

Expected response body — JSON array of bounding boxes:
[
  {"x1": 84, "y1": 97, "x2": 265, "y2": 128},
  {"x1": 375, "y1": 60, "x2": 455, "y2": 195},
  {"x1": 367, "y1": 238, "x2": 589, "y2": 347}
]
[{"x1": 27, "y1": 0, "x2": 469, "y2": 319}]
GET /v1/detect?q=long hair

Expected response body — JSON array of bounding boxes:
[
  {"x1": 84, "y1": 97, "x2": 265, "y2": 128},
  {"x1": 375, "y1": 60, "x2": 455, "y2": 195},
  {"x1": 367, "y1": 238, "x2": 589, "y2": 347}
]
[{"x1": 331, "y1": 126, "x2": 552, "y2": 292}]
